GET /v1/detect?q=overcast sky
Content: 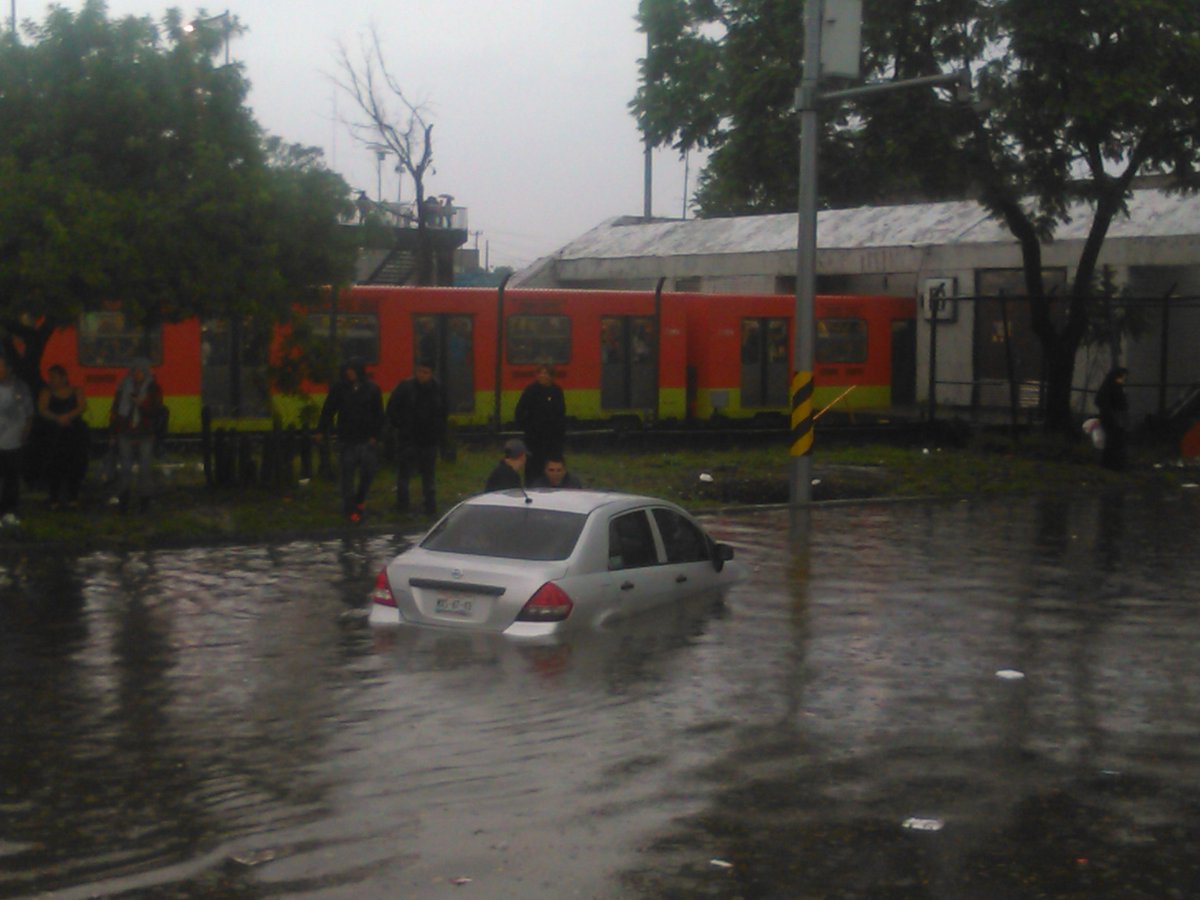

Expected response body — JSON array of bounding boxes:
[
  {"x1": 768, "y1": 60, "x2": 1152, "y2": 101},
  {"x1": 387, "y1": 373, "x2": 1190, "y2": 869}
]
[{"x1": 31, "y1": 0, "x2": 703, "y2": 271}]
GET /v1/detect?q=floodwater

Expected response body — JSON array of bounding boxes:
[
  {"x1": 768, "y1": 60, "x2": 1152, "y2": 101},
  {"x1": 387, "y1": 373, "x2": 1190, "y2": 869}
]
[{"x1": 3, "y1": 490, "x2": 1200, "y2": 899}]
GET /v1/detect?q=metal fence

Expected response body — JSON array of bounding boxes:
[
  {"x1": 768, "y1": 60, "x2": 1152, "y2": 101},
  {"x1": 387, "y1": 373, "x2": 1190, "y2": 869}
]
[{"x1": 925, "y1": 292, "x2": 1200, "y2": 430}]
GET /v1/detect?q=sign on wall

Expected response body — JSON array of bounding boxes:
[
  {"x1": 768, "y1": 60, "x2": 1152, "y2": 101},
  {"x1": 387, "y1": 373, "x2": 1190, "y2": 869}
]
[{"x1": 922, "y1": 277, "x2": 958, "y2": 322}]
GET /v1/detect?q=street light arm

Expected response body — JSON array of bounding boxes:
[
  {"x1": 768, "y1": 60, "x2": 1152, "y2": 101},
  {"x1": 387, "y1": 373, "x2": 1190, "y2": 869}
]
[{"x1": 819, "y1": 70, "x2": 969, "y2": 104}]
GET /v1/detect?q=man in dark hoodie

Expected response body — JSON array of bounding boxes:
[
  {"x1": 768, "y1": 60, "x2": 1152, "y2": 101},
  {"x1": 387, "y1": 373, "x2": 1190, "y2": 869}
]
[
  {"x1": 514, "y1": 363, "x2": 566, "y2": 485},
  {"x1": 316, "y1": 359, "x2": 384, "y2": 522},
  {"x1": 387, "y1": 360, "x2": 447, "y2": 516}
]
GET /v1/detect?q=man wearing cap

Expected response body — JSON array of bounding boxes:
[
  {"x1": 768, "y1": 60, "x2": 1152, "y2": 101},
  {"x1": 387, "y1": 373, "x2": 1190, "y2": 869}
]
[{"x1": 484, "y1": 438, "x2": 527, "y2": 491}]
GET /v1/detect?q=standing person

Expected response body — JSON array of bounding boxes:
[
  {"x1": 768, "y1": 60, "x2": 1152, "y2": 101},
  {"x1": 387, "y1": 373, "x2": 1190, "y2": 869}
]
[
  {"x1": 387, "y1": 360, "x2": 447, "y2": 516},
  {"x1": 110, "y1": 358, "x2": 163, "y2": 512},
  {"x1": 0, "y1": 354, "x2": 34, "y2": 527},
  {"x1": 316, "y1": 358, "x2": 384, "y2": 523},
  {"x1": 38, "y1": 365, "x2": 89, "y2": 508},
  {"x1": 484, "y1": 438, "x2": 527, "y2": 492},
  {"x1": 3, "y1": 315, "x2": 54, "y2": 488},
  {"x1": 528, "y1": 454, "x2": 582, "y2": 489},
  {"x1": 514, "y1": 363, "x2": 566, "y2": 485},
  {"x1": 1095, "y1": 366, "x2": 1130, "y2": 471}
]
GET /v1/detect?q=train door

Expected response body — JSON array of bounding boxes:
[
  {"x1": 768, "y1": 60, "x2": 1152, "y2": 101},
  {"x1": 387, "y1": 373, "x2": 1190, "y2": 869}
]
[
  {"x1": 413, "y1": 313, "x2": 474, "y2": 412},
  {"x1": 740, "y1": 317, "x2": 790, "y2": 407},
  {"x1": 201, "y1": 318, "x2": 270, "y2": 417},
  {"x1": 891, "y1": 318, "x2": 917, "y2": 405},
  {"x1": 600, "y1": 316, "x2": 657, "y2": 410}
]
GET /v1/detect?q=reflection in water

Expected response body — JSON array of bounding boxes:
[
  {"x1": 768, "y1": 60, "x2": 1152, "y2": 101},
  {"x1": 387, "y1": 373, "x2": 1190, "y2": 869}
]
[{"x1": 1, "y1": 492, "x2": 1199, "y2": 897}]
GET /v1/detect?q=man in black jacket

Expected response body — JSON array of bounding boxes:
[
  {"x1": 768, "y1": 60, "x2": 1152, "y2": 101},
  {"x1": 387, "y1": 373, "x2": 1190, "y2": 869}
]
[
  {"x1": 514, "y1": 364, "x2": 565, "y2": 486},
  {"x1": 485, "y1": 438, "x2": 527, "y2": 492},
  {"x1": 387, "y1": 361, "x2": 447, "y2": 515},
  {"x1": 315, "y1": 359, "x2": 384, "y2": 522}
]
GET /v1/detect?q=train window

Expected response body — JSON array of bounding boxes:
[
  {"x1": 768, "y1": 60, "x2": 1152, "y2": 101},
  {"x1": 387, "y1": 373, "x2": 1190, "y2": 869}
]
[
  {"x1": 306, "y1": 313, "x2": 380, "y2": 365},
  {"x1": 741, "y1": 317, "x2": 789, "y2": 408},
  {"x1": 413, "y1": 314, "x2": 475, "y2": 414},
  {"x1": 77, "y1": 312, "x2": 163, "y2": 367},
  {"x1": 816, "y1": 318, "x2": 867, "y2": 364},
  {"x1": 506, "y1": 315, "x2": 571, "y2": 365}
]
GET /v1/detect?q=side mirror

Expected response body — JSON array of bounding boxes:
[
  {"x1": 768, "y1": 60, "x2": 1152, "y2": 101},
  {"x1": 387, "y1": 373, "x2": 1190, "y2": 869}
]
[{"x1": 712, "y1": 542, "x2": 734, "y2": 572}]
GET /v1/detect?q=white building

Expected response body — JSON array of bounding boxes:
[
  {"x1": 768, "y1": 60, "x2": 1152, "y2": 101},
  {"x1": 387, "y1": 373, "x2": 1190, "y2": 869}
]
[{"x1": 514, "y1": 187, "x2": 1200, "y2": 421}]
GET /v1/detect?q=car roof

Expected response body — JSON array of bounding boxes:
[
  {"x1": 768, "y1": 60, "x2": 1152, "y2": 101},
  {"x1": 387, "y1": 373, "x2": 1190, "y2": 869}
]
[{"x1": 465, "y1": 488, "x2": 670, "y2": 516}]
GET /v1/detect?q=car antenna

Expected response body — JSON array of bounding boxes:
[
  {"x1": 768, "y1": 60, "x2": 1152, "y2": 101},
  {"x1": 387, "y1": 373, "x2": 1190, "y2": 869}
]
[{"x1": 522, "y1": 485, "x2": 533, "y2": 504}]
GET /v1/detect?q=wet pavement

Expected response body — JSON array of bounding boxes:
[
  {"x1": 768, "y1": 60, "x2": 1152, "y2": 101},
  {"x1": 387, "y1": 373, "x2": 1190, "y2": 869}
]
[{"x1": 2, "y1": 489, "x2": 1200, "y2": 898}]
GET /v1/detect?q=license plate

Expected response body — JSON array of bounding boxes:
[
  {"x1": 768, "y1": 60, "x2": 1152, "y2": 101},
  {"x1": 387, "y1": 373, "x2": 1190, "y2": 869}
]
[{"x1": 435, "y1": 595, "x2": 475, "y2": 617}]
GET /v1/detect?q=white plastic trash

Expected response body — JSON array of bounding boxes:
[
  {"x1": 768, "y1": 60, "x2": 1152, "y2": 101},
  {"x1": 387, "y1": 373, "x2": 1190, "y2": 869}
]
[
  {"x1": 902, "y1": 817, "x2": 945, "y2": 832},
  {"x1": 1082, "y1": 418, "x2": 1105, "y2": 449}
]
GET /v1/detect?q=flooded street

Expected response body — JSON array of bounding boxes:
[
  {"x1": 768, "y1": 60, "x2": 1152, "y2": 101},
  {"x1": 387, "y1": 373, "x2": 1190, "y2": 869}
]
[{"x1": 4, "y1": 490, "x2": 1200, "y2": 898}]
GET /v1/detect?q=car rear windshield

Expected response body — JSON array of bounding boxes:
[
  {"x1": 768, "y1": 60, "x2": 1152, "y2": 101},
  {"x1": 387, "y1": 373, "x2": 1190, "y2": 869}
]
[{"x1": 421, "y1": 506, "x2": 588, "y2": 560}]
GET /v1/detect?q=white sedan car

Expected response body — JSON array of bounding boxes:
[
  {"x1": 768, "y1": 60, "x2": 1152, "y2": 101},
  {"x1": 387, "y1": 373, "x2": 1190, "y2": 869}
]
[{"x1": 370, "y1": 489, "x2": 741, "y2": 638}]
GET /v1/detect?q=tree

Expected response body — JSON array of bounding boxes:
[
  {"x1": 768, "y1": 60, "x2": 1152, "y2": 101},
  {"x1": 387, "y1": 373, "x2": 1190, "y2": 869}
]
[
  {"x1": 631, "y1": 0, "x2": 981, "y2": 214},
  {"x1": 632, "y1": 0, "x2": 1200, "y2": 431},
  {"x1": 334, "y1": 27, "x2": 439, "y2": 285},
  {"x1": 0, "y1": 2, "x2": 356, "y2": 375}
]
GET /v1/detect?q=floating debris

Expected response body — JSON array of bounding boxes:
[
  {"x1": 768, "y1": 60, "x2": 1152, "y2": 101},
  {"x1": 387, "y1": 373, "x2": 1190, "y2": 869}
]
[
  {"x1": 710, "y1": 858, "x2": 735, "y2": 869},
  {"x1": 995, "y1": 669, "x2": 1025, "y2": 681},
  {"x1": 699, "y1": 472, "x2": 714, "y2": 483},
  {"x1": 231, "y1": 848, "x2": 277, "y2": 867},
  {"x1": 902, "y1": 817, "x2": 945, "y2": 832},
  {"x1": 450, "y1": 876, "x2": 473, "y2": 886}
]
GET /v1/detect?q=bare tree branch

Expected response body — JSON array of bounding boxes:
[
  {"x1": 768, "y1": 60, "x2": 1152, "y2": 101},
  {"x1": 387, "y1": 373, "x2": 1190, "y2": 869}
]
[{"x1": 332, "y1": 24, "x2": 441, "y2": 283}]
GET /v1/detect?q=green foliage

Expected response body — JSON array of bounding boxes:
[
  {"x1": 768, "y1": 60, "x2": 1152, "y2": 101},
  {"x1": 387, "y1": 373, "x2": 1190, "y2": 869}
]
[{"x1": 0, "y1": 2, "x2": 356, "y2": 333}]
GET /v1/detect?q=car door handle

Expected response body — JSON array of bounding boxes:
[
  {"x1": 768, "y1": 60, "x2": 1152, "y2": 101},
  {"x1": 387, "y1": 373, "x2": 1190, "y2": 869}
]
[
  {"x1": 675, "y1": 574, "x2": 688, "y2": 583},
  {"x1": 620, "y1": 581, "x2": 635, "y2": 591}
]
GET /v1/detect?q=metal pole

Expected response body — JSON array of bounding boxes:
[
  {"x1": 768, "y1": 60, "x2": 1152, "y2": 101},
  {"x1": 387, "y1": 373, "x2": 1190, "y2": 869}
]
[
  {"x1": 644, "y1": 140, "x2": 653, "y2": 218},
  {"x1": 790, "y1": 0, "x2": 823, "y2": 506},
  {"x1": 927, "y1": 302, "x2": 939, "y2": 423},
  {"x1": 643, "y1": 33, "x2": 653, "y2": 219}
]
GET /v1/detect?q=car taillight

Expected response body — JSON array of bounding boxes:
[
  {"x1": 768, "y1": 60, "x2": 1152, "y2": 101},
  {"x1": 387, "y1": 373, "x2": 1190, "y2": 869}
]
[
  {"x1": 372, "y1": 568, "x2": 397, "y2": 608},
  {"x1": 516, "y1": 582, "x2": 574, "y2": 622}
]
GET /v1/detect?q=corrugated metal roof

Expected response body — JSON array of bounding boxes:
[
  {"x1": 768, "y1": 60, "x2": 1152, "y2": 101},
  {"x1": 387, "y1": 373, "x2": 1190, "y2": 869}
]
[{"x1": 549, "y1": 188, "x2": 1200, "y2": 262}]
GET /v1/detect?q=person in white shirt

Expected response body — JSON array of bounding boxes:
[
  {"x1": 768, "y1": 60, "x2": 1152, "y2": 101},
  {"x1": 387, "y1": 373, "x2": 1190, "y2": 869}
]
[{"x1": 0, "y1": 353, "x2": 34, "y2": 527}]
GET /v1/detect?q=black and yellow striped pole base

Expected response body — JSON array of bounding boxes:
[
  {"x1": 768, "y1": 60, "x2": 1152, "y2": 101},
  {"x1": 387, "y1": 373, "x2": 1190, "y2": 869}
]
[{"x1": 790, "y1": 370, "x2": 814, "y2": 504}]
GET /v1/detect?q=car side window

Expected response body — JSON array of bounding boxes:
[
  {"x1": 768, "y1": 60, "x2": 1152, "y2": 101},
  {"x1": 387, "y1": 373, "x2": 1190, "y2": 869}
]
[
  {"x1": 608, "y1": 511, "x2": 659, "y2": 570},
  {"x1": 652, "y1": 508, "x2": 711, "y2": 563}
]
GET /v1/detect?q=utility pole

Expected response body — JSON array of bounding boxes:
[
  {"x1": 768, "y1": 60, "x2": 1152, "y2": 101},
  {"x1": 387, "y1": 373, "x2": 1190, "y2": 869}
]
[
  {"x1": 790, "y1": 0, "x2": 964, "y2": 506},
  {"x1": 790, "y1": 0, "x2": 824, "y2": 505}
]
